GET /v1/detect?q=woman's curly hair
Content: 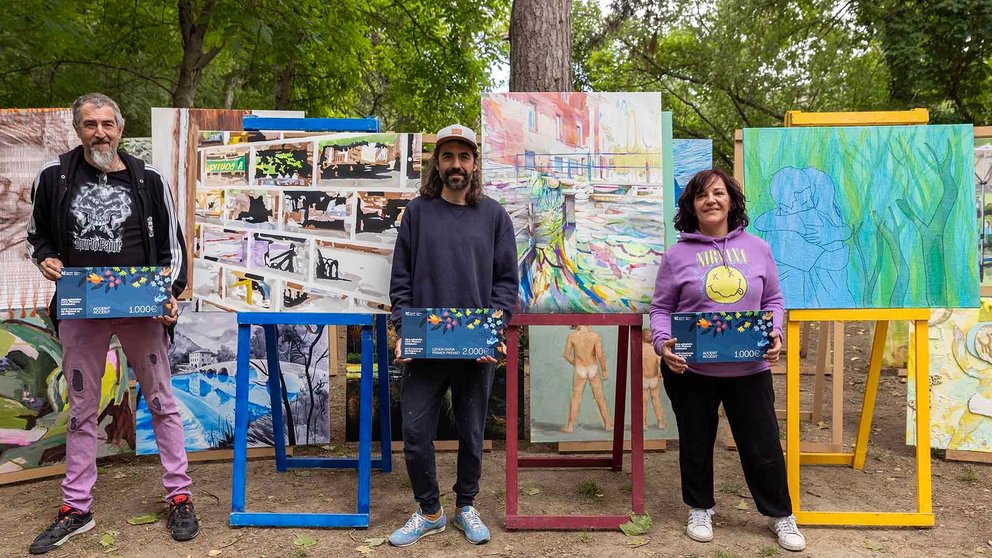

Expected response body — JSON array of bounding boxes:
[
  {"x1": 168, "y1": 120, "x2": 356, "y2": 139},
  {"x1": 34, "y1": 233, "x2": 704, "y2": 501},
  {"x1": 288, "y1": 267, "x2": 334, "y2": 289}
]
[{"x1": 673, "y1": 168, "x2": 749, "y2": 233}]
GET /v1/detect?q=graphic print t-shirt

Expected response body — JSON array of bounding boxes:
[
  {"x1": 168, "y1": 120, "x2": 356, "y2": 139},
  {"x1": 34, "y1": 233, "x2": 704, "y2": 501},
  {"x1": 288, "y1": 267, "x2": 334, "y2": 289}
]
[{"x1": 65, "y1": 162, "x2": 146, "y2": 267}]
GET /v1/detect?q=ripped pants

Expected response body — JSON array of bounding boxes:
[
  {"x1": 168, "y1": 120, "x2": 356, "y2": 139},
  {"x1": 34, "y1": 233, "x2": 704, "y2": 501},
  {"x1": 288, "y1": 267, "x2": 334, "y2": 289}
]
[{"x1": 59, "y1": 318, "x2": 191, "y2": 512}]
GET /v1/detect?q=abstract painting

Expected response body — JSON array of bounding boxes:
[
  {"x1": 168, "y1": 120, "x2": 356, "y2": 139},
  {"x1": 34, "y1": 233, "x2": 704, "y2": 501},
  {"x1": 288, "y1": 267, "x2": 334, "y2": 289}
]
[
  {"x1": 224, "y1": 189, "x2": 279, "y2": 229},
  {"x1": 528, "y1": 323, "x2": 676, "y2": 443},
  {"x1": 224, "y1": 270, "x2": 277, "y2": 310},
  {"x1": 282, "y1": 190, "x2": 354, "y2": 238},
  {"x1": 0, "y1": 109, "x2": 78, "y2": 314},
  {"x1": 976, "y1": 138, "x2": 992, "y2": 285},
  {"x1": 136, "y1": 309, "x2": 330, "y2": 454},
  {"x1": 194, "y1": 189, "x2": 225, "y2": 222},
  {"x1": 316, "y1": 134, "x2": 401, "y2": 185},
  {"x1": 354, "y1": 191, "x2": 413, "y2": 243},
  {"x1": 200, "y1": 227, "x2": 248, "y2": 266},
  {"x1": 1, "y1": 312, "x2": 132, "y2": 481},
  {"x1": 744, "y1": 124, "x2": 978, "y2": 309},
  {"x1": 254, "y1": 142, "x2": 313, "y2": 186},
  {"x1": 673, "y1": 138, "x2": 713, "y2": 207},
  {"x1": 252, "y1": 233, "x2": 309, "y2": 278},
  {"x1": 481, "y1": 92, "x2": 673, "y2": 313},
  {"x1": 313, "y1": 240, "x2": 392, "y2": 306},
  {"x1": 203, "y1": 144, "x2": 250, "y2": 187},
  {"x1": 907, "y1": 301, "x2": 992, "y2": 453}
]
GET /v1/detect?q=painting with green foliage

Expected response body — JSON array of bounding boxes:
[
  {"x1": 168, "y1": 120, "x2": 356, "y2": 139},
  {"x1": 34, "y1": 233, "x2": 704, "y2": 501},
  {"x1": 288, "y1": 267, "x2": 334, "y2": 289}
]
[{"x1": 744, "y1": 124, "x2": 977, "y2": 309}]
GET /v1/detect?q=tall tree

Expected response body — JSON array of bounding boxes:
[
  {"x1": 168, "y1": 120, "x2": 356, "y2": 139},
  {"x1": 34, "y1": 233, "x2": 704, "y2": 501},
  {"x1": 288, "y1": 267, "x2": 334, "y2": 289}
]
[{"x1": 509, "y1": 0, "x2": 573, "y2": 91}]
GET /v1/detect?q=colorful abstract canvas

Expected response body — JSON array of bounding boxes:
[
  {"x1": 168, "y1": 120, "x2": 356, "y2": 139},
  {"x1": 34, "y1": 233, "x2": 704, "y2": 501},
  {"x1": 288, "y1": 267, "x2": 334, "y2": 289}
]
[
  {"x1": 1, "y1": 312, "x2": 132, "y2": 480},
  {"x1": 0, "y1": 109, "x2": 79, "y2": 314},
  {"x1": 136, "y1": 309, "x2": 330, "y2": 454},
  {"x1": 907, "y1": 301, "x2": 992, "y2": 453},
  {"x1": 673, "y1": 138, "x2": 713, "y2": 207},
  {"x1": 482, "y1": 92, "x2": 674, "y2": 313},
  {"x1": 528, "y1": 322, "x2": 676, "y2": 443},
  {"x1": 744, "y1": 125, "x2": 978, "y2": 309},
  {"x1": 254, "y1": 142, "x2": 313, "y2": 186},
  {"x1": 316, "y1": 134, "x2": 401, "y2": 185}
]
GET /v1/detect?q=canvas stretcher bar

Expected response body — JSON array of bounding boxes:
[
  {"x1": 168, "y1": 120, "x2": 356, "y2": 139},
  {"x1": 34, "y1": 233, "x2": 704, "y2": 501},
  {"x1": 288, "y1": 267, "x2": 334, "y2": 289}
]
[{"x1": 505, "y1": 313, "x2": 645, "y2": 530}]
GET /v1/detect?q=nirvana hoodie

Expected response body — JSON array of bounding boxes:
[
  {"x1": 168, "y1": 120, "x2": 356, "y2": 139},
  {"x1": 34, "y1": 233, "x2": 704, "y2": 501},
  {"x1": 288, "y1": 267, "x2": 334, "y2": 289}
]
[{"x1": 649, "y1": 226, "x2": 784, "y2": 377}]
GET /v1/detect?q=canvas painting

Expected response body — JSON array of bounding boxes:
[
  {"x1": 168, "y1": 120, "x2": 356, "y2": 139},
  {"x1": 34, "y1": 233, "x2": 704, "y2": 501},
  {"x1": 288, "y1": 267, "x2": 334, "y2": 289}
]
[
  {"x1": 136, "y1": 309, "x2": 331, "y2": 454},
  {"x1": 192, "y1": 133, "x2": 423, "y2": 313},
  {"x1": 192, "y1": 260, "x2": 222, "y2": 300},
  {"x1": 203, "y1": 144, "x2": 250, "y2": 187},
  {"x1": 673, "y1": 138, "x2": 713, "y2": 207},
  {"x1": 254, "y1": 142, "x2": 314, "y2": 186},
  {"x1": 528, "y1": 323, "x2": 676, "y2": 443},
  {"x1": 744, "y1": 125, "x2": 978, "y2": 309},
  {"x1": 1, "y1": 312, "x2": 132, "y2": 480},
  {"x1": 481, "y1": 92, "x2": 673, "y2": 313},
  {"x1": 0, "y1": 109, "x2": 78, "y2": 313},
  {"x1": 907, "y1": 301, "x2": 992, "y2": 453},
  {"x1": 976, "y1": 140, "x2": 992, "y2": 285}
]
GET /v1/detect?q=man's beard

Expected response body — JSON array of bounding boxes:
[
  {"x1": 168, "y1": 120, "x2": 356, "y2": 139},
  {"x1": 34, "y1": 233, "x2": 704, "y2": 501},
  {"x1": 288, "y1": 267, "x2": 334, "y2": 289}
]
[
  {"x1": 443, "y1": 168, "x2": 470, "y2": 190},
  {"x1": 87, "y1": 142, "x2": 116, "y2": 171}
]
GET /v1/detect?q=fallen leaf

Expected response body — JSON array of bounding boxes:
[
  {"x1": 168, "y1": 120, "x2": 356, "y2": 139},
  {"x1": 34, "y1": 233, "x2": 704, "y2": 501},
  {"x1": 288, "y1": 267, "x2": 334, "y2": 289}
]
[
  {"x1": 113, "y1": 472, "x2": 127, "y2": 479},
  {"x1": 816, "y1": 421, "x2": 828, "y2": 430},
  {"x1": 208, "y1": 551, "x2": 222, "y2": 557},
  {"x1": 734, "y1": 499, "x2": 750, "y2": 511},
  {"x1": 294, "y1": 534, "x2": 318, "y2": 549},
  {"x1": 364, "y1": 537, "x2": 387, "y2": 547},
  {"x1": 356, "y1": 546, "x2": 373, "y2": 555},
  {"x1": 619, "y1": 513, "x2": 652, "y2": 536},
  {"x1": 522, "y1": 487, "x2": 541, "y2": 496},
  {"x1": 98, "y1": 531, "x2": 118, "y2": 548},
  {"x1": 864, "y1": 540, "x2": 885, "y2": 551},
  {"x1": 625, "y1": 536, "x2": 650, "y2": 548},
  {"x1": 127, "y1": 514, "x2": 160, "y2": 526}
]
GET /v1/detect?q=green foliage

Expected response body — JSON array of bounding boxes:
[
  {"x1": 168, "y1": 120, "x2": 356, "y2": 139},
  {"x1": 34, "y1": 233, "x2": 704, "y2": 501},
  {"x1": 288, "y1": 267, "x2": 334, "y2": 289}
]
[
  {"x1": 619, "y1": 512, "x2": 652, "y2": 536},
  {"x1": 959, "y1": 465, "x2": 978, "y2": 482},
  {"x1": 578, "y1": 479, "x2": 601, "y2": 497}
]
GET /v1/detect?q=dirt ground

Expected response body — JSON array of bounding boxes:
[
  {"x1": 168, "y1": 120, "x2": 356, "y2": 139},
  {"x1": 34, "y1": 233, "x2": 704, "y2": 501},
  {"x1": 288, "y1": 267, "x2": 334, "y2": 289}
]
[{"x1": 2, "y1": 323, "x2": 991, "y2": 558}]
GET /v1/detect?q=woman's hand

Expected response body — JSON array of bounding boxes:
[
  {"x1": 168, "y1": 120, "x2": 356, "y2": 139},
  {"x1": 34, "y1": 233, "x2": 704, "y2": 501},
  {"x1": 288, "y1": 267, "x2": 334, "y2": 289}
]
[
  {"x1": 394, "y1": 338, "x2": 412, "y2": 364},
  {"x1": 764, "y1": 331, "x2": 782, "y2": 363},
  {"x1": 661, "y1": 338, "x2": 688, "y2": 373}
]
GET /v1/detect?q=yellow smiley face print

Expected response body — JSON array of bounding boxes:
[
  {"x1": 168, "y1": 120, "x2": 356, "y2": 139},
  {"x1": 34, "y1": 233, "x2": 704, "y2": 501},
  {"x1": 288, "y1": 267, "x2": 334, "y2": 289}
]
[{"x1": 705, "y1": 265, "x2": 747, "y2": 304}]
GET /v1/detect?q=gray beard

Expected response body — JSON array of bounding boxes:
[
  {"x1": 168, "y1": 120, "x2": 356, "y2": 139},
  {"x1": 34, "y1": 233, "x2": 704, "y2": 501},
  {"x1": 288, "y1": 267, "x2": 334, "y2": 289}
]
[
  {"x1": 88, "y1": 146, "x2": 115, "y2": 171},
  {"x1": 443, "y1": 176, "x2": 469, "y2": 190}
]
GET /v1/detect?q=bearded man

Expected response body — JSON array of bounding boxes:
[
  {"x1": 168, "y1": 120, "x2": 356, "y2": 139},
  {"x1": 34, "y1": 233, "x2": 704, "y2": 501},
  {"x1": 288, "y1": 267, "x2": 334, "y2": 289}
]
[
  {"x1": 387, "y1": 124, "x2": 519, "y2": 547},
  {"x1": 26, "y1": 93, "x2": 197, "y2": 554}
]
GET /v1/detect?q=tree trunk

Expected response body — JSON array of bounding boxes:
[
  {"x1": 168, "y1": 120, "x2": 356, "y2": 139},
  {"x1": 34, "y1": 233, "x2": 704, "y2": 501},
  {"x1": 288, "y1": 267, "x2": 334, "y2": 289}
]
[
  {"x1": 273, "y1": 55, "x2": 297, "y2": 110},
  {"x1": 509, "y1": 0, "x2": 573, "y2": 92},
  {"x1": 173, "y1": 0, "x2": 223, "y2": 107},
  {"x1": 221, "y1": 71, "x2": 239, "y2": 108}
]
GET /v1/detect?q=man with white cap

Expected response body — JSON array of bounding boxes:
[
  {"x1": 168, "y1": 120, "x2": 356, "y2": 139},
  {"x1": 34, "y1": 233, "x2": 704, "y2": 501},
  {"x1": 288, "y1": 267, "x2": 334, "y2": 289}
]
[{"x1": 387, "y1": 124, "x2": 519, "y2": 546}]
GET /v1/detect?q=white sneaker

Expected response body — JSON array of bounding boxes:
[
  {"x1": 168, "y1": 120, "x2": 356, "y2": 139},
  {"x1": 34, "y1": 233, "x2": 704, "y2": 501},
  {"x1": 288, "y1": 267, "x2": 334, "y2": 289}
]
[
  {"x1": 769, "y1": 515, "x2": 806, "y2": 551},
  {"x1": 686, "y1": 508, "x2": 714, "y2": 542}
]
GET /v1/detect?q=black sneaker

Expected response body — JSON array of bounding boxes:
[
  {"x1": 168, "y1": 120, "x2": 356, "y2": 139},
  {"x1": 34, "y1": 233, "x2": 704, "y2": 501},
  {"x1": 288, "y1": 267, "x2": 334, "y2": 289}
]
[
  {"x1": 29, "y1": 505, "x2": 96, "y2": 554},
  {"x1": 167, "y1": 495, "x2": 199, "y2": 541}
]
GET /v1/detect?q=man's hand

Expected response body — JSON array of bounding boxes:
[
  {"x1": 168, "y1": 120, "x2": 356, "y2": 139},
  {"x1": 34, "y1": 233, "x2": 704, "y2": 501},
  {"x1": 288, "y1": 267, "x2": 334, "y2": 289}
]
[
  {"x1": 395, "y1": 338, "x2": 412, "y2": 364},
  {"x1": 39, "y1": 257, "x2": 63, "y2": 282},
  {"x1": 477, "y1": 342, "x2": 506, "y2": 364},
  {"x1": 764, "y1": 331, "x2": 782, "y2": 363},
  {"x1": 661, "y1": 338, "x2": 688, "y2": 373},
  {"x1": 154, "y1": 296, "x2": 179, "y2": 326}
]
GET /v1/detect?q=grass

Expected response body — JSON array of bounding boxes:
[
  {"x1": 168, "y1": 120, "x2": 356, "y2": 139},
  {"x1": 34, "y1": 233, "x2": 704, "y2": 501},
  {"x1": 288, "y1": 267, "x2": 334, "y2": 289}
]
[
  {"x1": 758, "y1": 547, "x2": 781, "y2": 557},
  {"x1": 578, "y1": 480, "x2": 602, "y2": 498},
  {"x1": 958, "y1": 466, "x2": 978, "y2": 483},
  {"x1": 492, "y1": 487, "x2": 505, "y2": 503},
  {"x1": 620, "y1": 483, "x2": 633, "y2": 494},
  {"x1": 714, "y1": 550, "x2": 737, "y2": 558},
  {"x1": 578, "y1": 531, "x2": 593, "y2": 543}
]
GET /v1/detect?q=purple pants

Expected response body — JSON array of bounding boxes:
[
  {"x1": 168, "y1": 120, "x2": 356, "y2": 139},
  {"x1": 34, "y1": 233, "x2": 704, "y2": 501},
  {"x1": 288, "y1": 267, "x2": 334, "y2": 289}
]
[{"x1": 59, "y1": 318, "x2": 191, "y2": 512}]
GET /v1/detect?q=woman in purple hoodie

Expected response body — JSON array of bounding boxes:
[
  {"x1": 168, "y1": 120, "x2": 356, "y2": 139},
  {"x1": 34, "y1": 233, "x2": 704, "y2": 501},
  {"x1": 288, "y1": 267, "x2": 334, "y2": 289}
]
[{"x1": 650, "y1": 169, "x2": 806, "y2": 552}]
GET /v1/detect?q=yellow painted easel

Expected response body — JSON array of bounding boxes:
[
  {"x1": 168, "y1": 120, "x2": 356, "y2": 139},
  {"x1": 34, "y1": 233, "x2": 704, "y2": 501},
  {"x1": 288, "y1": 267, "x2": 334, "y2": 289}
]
[{"x1": 778, "y1": 109, "x2": 935, "y2": 527}]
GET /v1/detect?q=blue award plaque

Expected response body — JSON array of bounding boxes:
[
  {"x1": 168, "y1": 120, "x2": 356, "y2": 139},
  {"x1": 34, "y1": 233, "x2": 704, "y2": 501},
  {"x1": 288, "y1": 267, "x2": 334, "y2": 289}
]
[
  {"x1": 671, "y1": 311, "x2": 773, "y2": 363},
  {"x1": 57, "y1": 266, "x2": 171, "y2": 320},
  {"x1": 400, "y1": 308, "x2": 507, "y2": 359}
]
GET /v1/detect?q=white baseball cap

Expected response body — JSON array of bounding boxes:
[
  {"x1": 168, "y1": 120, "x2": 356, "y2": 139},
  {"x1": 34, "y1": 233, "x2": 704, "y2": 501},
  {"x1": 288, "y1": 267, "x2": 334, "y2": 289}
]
[{"x1": 435, "y1": 123, "x2": 478, "y2": 150}]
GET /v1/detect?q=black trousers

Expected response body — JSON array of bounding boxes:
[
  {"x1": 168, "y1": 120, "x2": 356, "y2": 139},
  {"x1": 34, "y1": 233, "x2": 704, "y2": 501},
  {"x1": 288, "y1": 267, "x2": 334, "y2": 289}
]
[
  {"x1": 401, "y1": 359, "x2": 495, "y2": 514},
  {"x1": 662, "y1": 366, "x2": 792, "y2": 517}
]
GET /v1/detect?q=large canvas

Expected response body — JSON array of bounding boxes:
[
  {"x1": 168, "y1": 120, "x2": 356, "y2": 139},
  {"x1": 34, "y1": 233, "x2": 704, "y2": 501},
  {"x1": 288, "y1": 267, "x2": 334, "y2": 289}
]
[
  {"x1": 192, "y1": 132, "x2": 422, "y2": 313},
  {"x1": 1, "y1": 312, "x2": 132, "y2": 480},
  {"x1": 744, "y1": 125, "x2": 978, "y2": 309},
  {"x1": 135, "y1": 309, "x2": 330, "y2": 454},
  {"x1": 907, "y1": 301, "x2": 992, "y2": 453},
  {"x1": 673, "y1": 138, "x2": 713, "y2": 208},
  {"x1": 482, "y1": 92, "x2": 673, "y2": 313},
  {"x1": 976, "y1": 139, "x2": 992, "y2": 285},
  {"x1": 0, "y1": 109, "x2": 79, "y2": 313},
  {"x1": 528, "y1": 323, "x2": 676, "y2": 442}
]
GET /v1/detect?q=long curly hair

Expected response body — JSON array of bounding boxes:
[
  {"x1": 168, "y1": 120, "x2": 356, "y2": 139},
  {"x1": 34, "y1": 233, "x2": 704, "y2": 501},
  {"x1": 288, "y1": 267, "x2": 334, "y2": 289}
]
[
  {"x1": 419, "y1": 143, "x2": 485, "y2": 206},
  {"x1": 673, "y1": 168, "x2": 749, "y2": 233}
]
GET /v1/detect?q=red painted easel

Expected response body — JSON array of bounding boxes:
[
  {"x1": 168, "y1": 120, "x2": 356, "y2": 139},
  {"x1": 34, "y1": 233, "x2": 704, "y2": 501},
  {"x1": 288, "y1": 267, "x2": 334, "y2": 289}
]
[{"x1": 504, "y1": 313, "x2": 645, "y2": 529}]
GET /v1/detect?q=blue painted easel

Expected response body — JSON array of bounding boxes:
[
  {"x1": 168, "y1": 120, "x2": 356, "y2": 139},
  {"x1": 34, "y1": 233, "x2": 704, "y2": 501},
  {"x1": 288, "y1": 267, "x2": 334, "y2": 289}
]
[{"x1": 230, "y1": 312, "x2": 392, "y2": 528}]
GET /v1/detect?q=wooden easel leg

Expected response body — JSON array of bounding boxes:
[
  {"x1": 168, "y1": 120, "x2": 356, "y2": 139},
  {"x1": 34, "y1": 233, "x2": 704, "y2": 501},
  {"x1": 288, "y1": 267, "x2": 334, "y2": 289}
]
[
  {"x1": 787, "y1": 320, "x2": 802, "y2": 512},
  {"x1": 611, "y1": 326, "x2": 629, "y2": 472},
  {"x1": 811, "y1": 322, "x2": 830, "y2": 423},
  {"x1": 505, "y1": 326, "x2": 520, "y2": 518},
  {"x1": 853, "y1": 321, "x2": 887, "y2": 470},
  {"x1": 799, "y1": 321, "x2": 810, "y2": 359},
  {"x1": 832, "y1": 322, "x2": 845, "y2": 447},
  {"x1": 914, "y1": 319, "x2": 933, "y2": 516}
]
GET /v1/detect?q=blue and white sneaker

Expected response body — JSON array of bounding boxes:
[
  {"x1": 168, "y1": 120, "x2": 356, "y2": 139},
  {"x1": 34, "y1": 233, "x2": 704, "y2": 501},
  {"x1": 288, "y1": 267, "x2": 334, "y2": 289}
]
[
  {"x1": 453, "y1": 506, "x2": 490, "y2": 545},
  {"x1": 388, "y1": 509, "x2": 446, "y2": 547}
]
